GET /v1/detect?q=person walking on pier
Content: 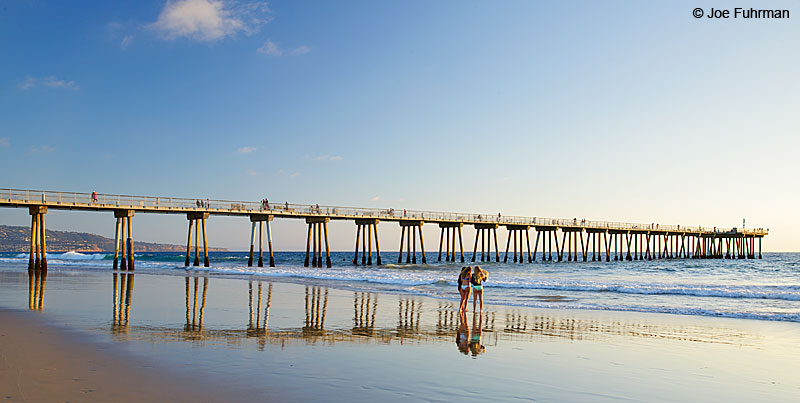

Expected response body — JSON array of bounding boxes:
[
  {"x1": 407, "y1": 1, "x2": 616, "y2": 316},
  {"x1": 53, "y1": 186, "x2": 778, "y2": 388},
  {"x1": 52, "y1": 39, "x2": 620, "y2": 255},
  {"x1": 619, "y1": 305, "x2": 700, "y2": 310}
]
[
  {"x1": 91, "y1": 191, "x2": 98, "y2": 204},
  {"x1": 471, "y1": 266, "x2": 488, "y2": 312},
  {"x1": 458, "y1": 267, "x2": 472, "y2": 312}
]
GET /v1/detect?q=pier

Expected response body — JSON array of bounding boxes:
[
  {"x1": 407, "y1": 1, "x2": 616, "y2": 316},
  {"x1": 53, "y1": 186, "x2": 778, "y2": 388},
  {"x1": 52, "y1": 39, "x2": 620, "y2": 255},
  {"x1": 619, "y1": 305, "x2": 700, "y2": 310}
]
[{"x1": 1, "y1": 188, "x2": 768, "y2": 271}]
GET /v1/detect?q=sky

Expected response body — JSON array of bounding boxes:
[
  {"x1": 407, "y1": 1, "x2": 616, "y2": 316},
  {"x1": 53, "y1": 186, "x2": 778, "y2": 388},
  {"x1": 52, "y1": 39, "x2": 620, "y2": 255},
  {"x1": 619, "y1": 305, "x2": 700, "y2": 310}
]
[{"x1": 1, "y1": 0, "x2": 798, "y2": 251}]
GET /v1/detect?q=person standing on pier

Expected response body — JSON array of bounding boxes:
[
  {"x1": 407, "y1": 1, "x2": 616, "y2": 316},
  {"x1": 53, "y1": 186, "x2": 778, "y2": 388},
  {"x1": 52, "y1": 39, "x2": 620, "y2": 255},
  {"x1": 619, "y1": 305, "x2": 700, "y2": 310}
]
[{"x1": 91, "y1": 191, "x2": 98, "y2": 204}]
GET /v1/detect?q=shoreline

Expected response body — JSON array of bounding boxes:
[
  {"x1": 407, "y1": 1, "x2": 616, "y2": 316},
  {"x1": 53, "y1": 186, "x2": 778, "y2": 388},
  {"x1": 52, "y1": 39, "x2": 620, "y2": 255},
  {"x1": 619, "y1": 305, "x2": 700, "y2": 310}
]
[{"x1": 1, "y1": 254, "x2": 799, "y2": 324}]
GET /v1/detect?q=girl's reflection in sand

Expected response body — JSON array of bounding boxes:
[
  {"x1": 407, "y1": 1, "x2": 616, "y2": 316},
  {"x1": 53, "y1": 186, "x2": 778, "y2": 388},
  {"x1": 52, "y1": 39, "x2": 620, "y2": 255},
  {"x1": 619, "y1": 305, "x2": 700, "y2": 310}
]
[{"x1": 456, "y1": 311, "x2": 486, "y2": 357}]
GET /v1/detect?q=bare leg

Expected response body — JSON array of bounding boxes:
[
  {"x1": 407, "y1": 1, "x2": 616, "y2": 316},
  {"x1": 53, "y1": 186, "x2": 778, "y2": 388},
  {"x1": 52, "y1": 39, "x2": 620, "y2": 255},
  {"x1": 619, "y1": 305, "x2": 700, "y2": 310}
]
[{"x1": 473, "y1": 289, "x2": 484, "y2": 312}]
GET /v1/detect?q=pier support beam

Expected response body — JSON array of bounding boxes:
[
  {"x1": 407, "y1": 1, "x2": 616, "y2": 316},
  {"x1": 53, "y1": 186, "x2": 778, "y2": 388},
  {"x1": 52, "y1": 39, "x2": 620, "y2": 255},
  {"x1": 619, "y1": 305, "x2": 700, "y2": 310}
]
[
  {"x1": 504, "y1": 225, "x2": 531, "y2": 264},
  {"x1": 474, "y1": 224, "x2": 499, "y2": 263},
  {"x1": 758, "y1": 237, "x2": 762, "y2": 259},
  {"x1": 625, "y1": 232, "x2": 632, "y2": 261},
  {"x1": 28, "y1": 206, "x2": 48, "y2": 272},
  {"x1": 249, "y1": 215, "x2": 274, "y2": 267},
  {"x1": 561, "y1": 228, "x2": 582, "y2": 263},
  {"x1": 184, "y1": 212, "x2": 208, "y2": 267},
  {"x1": 354, "y1": 219, "x2": 381, "y2": 266},
  {"x1": 437, "y1": 222, "x2": 462, "y2": 263},
  {"x1": 113, "y1": 210, "x2": 135, "y2": 270},
  {"x1": 306, "y1": 217, "x2": 331, "y2": 268}
]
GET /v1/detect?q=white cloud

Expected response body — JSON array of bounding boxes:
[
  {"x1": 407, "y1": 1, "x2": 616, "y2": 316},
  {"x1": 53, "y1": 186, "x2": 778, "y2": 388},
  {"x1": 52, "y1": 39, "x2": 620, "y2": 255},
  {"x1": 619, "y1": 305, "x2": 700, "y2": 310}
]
[
  {"x1": 259, "y1": 42, "x2": 311, "y2": 56},
  {"x1": 290, "y1": 45, "x2": 311, "y2": 55},
  {"x1": 370, "y1": 196, "x2": 380, "y2": 201},
  {"x1": 149, "y1": 0, "x2": 271, "y2": 42},
  {"x1": 289, "y1": 172, "x2": 301, "y2": 178},
  {"x1": 237, "y1": 146, "x2": 256, "y2": 154},
  {"x1": 0, "y1": 138, "x2": 8, "y2": 148},
  {"x1": 257, "y1": 39, "x2": 281, "y2": 56},
  {"x1": 246, "y1": 169, "x2": 258, "y2": 176},
  {"x1": 19, "y1": 76, "x2": 79, "y2": 90},
  {"x1": 27, "y1": 145, "x2": 55, "y2": 155},
  {"x1": 314, "y1": 155, "x2": 342, "y2": 161},
  {"x1": 121, "y1": 35, "x2": 134, "y2": 49}
]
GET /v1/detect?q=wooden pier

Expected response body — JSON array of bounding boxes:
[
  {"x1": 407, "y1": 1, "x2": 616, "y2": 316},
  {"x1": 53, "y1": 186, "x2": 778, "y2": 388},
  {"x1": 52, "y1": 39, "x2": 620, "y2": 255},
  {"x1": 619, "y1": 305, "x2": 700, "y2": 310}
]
[{"x1": 0, "y1": 188, "x2": 768, "y2": 270}]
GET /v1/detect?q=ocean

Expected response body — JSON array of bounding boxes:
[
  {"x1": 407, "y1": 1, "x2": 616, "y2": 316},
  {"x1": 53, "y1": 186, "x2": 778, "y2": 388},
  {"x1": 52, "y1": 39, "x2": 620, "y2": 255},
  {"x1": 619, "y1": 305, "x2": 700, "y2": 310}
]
[{"x1": 2, "y1": 251, "x2": 797, "y2": 323}]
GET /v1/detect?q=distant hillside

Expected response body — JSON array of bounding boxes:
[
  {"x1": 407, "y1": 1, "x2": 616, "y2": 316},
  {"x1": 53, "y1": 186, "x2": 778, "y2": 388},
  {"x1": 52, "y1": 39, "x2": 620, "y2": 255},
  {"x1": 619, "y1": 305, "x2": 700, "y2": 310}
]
[{"x1": 0, "y1": 225, "x2": 228, "y2": 253}]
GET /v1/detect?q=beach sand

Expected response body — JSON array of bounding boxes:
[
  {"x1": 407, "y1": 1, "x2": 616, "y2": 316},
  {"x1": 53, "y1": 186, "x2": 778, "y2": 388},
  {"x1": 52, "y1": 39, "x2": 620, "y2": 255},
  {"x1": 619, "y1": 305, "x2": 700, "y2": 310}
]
[
  {"x1": 1, "y1": 269, "x2": 799, "y2": 401},
  {"x1": 0, "y1": 308, "x2": 245, "y2": 402}
]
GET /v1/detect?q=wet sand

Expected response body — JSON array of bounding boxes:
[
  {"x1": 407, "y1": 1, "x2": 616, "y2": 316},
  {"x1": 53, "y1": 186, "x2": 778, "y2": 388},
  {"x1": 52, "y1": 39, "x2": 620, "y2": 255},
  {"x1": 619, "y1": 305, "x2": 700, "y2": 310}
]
[
  {"x1": 1, "y1": 268, "x2": 800, "y2": 401},
  {"x1": 0, "y1": 308, "x2": 246, "y2": 402}
]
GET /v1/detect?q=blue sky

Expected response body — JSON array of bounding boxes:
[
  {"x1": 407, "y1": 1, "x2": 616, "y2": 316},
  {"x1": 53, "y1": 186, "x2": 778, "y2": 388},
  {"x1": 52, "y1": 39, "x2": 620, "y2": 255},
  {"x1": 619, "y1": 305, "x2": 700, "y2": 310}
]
[{"x1": 1, "y1": 1, "x2": 798, "y2": 251}]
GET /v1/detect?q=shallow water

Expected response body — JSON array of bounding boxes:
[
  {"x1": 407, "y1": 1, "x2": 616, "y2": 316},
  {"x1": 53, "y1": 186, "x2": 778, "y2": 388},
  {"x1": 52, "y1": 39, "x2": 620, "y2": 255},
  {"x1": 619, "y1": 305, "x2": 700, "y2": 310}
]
[
  {"x1": 2, "y1": 251, "x2": 799, "y2": 322},
  {"x1": 2, "y1": 266, "x2": 800, "y2": 401}
]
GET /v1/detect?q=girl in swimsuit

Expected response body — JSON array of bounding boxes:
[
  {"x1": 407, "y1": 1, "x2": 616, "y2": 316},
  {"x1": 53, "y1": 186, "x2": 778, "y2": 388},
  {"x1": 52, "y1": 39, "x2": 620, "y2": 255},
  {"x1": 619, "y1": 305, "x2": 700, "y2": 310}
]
[
  {"x1": 471, "y1": 266, "x2": 488, "y2": 312},
  {"x1": 458, "y1": 267, "x2": 472, "y2": 312}
]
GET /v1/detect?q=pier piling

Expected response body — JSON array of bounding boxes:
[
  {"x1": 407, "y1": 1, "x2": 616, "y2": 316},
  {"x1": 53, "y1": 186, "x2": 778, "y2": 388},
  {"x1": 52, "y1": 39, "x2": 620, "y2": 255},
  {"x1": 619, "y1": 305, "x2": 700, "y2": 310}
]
[{"x1": 306, "y1": 217, "x2": 330, "y2": 268}]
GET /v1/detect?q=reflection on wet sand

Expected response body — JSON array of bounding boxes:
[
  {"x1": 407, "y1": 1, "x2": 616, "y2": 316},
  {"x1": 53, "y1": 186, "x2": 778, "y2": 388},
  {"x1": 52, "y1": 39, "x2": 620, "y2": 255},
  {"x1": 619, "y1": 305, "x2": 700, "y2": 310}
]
[
  {"x1": 64, "y1": 275, "x2": 755, "y2": 351},
  {"x1": 499, "y1": 310, "x2": 752, "y2": 344},
  {"x1": 112, "y1": 272, "x2": 134, "y2": 331},
  {"x1": 248, "y1": 281, "x2": 272, "y2": 334},
  {"x1": 397, "y1": 297, "x2": 422, "y2": 340},
  {"x1": 27, "y1": 269, "x2": 46, "y2": 310},
  {"x1": 304, "y1": 286, "x2": 328, "y2": 337},
  {"x1": 456, "y1": 311, "x2": 489, "y2": 357},
  {"x1": 353, "y1": 292, "x2": 377, "y2": 336},
  {"x1": 185, "y1": 276, "x2": 208, "y2": 333}
]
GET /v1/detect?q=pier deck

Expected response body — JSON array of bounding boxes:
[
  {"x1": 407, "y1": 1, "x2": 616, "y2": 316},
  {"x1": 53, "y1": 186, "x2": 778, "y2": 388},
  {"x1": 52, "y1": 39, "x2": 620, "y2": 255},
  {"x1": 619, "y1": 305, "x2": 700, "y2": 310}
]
[{"x1": 0, "y1": 188, "x2": 767, "y2": 269}]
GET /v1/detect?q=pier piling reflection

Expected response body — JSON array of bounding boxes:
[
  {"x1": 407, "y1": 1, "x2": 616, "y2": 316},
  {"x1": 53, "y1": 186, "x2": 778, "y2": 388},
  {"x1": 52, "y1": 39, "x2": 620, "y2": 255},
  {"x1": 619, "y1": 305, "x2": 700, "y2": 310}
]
[
  {"x1": 112, "y1": 272, "x2": 134, "y2": 329},
  {"x1": 27, "y1": 269, "x2": 46, "y2": 310},
  {"x1": 303, "y1": 286, "x2": 328, "y2": 337},
  {"x1": 248, "y1": 280, "x2": 272, "y2": 334},
  {"x1": 185, "y1": 275, "x2": 208, "y2": 332},
  {"x1": 353, "y1": 292, "x2": 377, "y2": 336}
]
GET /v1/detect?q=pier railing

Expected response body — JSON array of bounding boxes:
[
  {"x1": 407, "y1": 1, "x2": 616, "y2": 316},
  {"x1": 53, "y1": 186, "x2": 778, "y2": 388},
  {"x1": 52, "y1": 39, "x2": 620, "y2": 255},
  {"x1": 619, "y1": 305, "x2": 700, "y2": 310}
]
[{"x1": 0, "y1": 188, "x2": 769, "y2": 236}]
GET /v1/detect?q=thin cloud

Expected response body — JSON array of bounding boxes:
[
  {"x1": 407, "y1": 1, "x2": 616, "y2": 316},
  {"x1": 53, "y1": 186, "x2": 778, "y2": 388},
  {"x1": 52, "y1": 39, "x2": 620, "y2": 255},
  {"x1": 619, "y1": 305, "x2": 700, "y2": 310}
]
[
  {"x1": 27, "y1": 145, "x2": 55, "y2": 155},
  {"x1": 0, "y1": 138, "x2": 8, "y2": 148},
  {"x1": 121, "y1": 35, "x2": 134, "y2": 49},
  {"x1": 257, "y1": 40, "x2": 281, "y2": 56},
  {"x1": 314, "y1": 155, "x2": 342, "y2": 161},
  {"x1": 246, "y1": 169, "x2": 258, "y2": 176},
  {"x1": 259, "y1": 41, "x2": 311, "y2": 56},
  {"x1": 290, "y1": 45, "x2": 311, "y2": 55},
  {"x1": 370, "y1": 196, "x2": 380, "y2": 201},
  {"x1": 278, "y1": 169, "x2": 302, "y2": 179},
  {"x1": 237, "y1": 146, "x2": 256, "y2": 154},
  {"x1": 149, "y1": 0, "x2": 271, "y2": 42},
  {"x1": 19, "y1": 76, "x2": 79, "y2": 90}
]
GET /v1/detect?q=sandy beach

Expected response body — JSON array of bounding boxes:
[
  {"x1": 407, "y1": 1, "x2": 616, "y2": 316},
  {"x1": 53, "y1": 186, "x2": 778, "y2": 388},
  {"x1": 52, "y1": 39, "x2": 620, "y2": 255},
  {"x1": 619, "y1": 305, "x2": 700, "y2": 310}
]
[
  {"x1": 0, "y1": 308, "x2": 243, "y2": 402},
  {"x1": 1, "y1": 267, "x2": 799, "y2": 401}
]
